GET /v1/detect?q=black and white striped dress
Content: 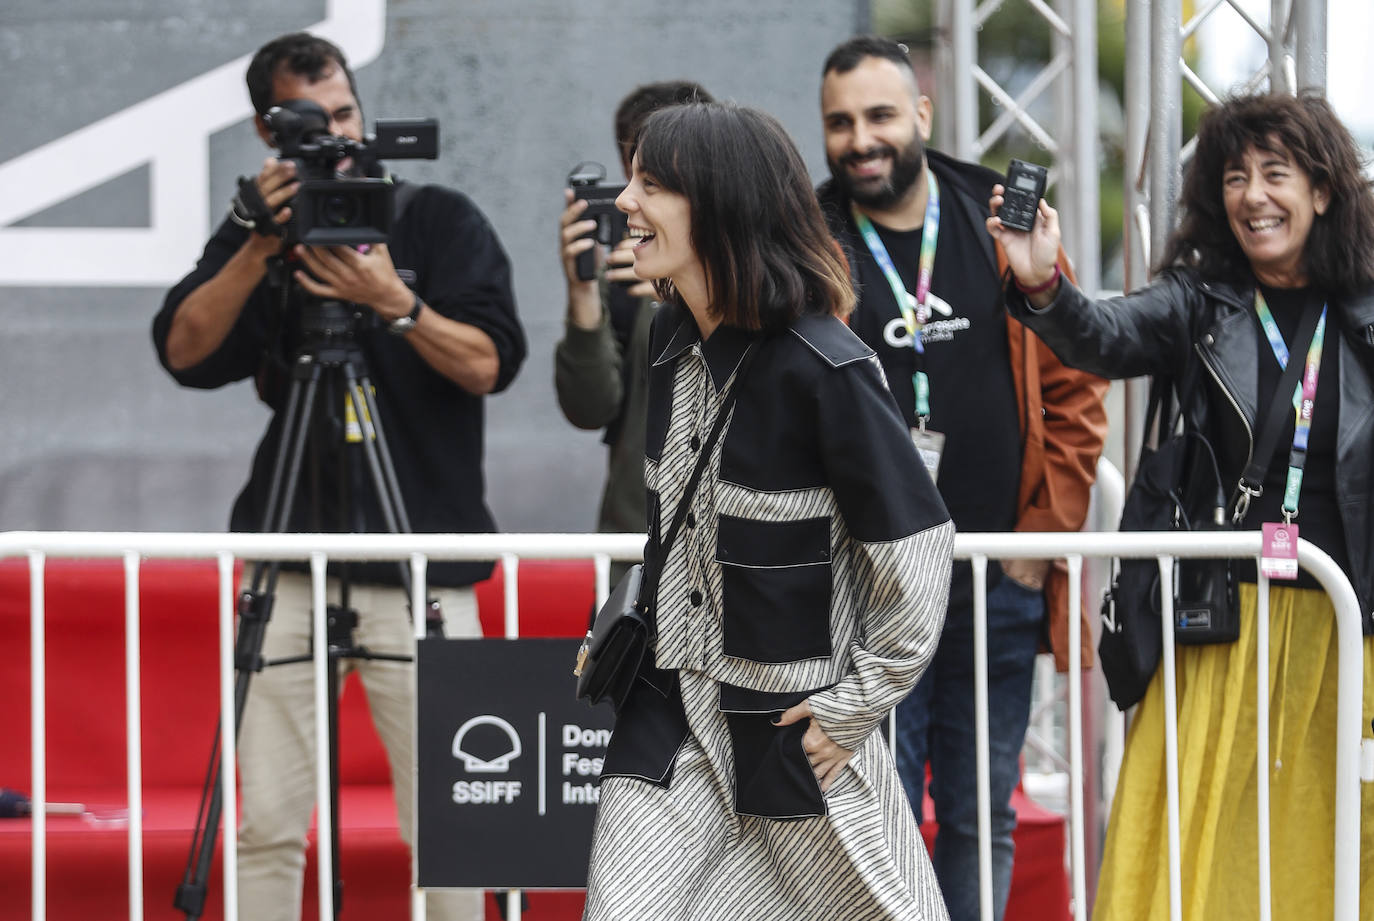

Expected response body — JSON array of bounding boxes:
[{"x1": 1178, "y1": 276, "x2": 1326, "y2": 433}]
[{"x1": 584, "y1": 306, "x2": 954, "y2": 921}]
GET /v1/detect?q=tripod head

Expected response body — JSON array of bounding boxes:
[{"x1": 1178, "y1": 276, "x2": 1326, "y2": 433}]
[{"x1": 263, "y1": 255, "x2": 372, "y2": 350}]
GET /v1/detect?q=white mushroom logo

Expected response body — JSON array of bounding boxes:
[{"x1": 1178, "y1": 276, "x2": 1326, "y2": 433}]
[{"x1": 451, "y1": 715, "x2": 523, "y2": 773}]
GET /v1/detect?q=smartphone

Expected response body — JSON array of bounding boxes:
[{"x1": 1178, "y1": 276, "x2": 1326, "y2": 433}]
[{"x1": 999, "y1": 159, "x2": 1048, "y2": 232}]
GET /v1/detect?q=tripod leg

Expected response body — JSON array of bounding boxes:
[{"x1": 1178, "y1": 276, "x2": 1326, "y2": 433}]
[
  {"x1": 342, "y1": 367, "x2": 410, "y2": 533},
  {"x1": 342, "y1": 366, "x2": 445, "y2": 637},
  {"x1": 176, "y1": 362, "x2": 325, "y2": 921},
  {"x1": 174, "y1": 587, "x2": 291, "y2": 919}
]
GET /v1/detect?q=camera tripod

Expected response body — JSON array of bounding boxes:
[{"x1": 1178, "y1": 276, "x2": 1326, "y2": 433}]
[{"x1": 175, "y1": 293, "x2": 443, "y2": 920}]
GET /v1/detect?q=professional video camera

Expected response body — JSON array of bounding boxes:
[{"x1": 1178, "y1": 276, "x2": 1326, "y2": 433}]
[
  {"x1": 567, "y1": 161, "x2": 627, "y2": 282},
  {"x1": 256, "y1": 98, "x2": 439, "y2": 247}
]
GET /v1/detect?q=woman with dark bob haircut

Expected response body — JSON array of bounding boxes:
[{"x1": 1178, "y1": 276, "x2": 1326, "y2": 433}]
[
  {"x1": 990, "y1": 90, "x2": 1374, "y2": 920},
  {"x1": 582, "y1": 102, "x2": 956, "y2": 920}
]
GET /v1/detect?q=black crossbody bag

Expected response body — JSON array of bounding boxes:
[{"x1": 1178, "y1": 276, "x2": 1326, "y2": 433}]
[
  {"x1": 1099, "y1": 301, "x2": 1321, "y2": 710},
  {"x1": 574, "y1": 345, "x2": 756, "y2": 710}
]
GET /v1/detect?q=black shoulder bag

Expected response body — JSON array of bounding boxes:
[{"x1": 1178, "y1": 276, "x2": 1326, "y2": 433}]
[
  {"x1": 1099, "y1": 301, "x2": 1321, "y2": 710},
  {"x1": 574, "y1": 345, "x2": 756, "y2": 710}
]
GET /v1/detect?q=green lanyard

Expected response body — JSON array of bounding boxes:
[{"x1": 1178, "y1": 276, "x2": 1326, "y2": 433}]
[
  {"x1": 1254, "y1": 291, "x2": 1328, "y2": 523},
  {"x1": 851, "y1": 170, "x2": 940, "y2": 424}
]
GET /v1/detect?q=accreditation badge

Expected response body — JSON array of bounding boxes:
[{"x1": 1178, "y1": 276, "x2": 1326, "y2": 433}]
[
  {"x1": 911, "y1": 428, "x2": 945, "y2": 482},
  {"x1": 1260, "y1": 522, "x2": 1299, "y2": 580}
]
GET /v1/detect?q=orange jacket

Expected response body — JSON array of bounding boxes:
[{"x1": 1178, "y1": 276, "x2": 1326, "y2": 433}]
[{"x1": 999, "y1": 245, "x2": 1110, "y2": 670}]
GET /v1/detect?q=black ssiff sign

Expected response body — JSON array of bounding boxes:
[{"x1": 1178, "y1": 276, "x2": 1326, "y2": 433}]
[{"x1": 415, "y1": 638, "x2": 615, "y2": 889}]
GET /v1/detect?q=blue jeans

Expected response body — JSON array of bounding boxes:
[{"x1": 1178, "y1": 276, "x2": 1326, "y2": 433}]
[{"x1": 895, "y1": 574, "x2": 1045, "y2": 921}]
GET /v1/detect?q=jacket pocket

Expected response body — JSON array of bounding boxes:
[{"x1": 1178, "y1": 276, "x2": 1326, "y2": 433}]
[
  {"x1": 600, "y1": 662, "x2": 688, "y2": 787},
  {"x1": 718, "y1": 683, "x2": 829, "y2": 819},
  {"x1": 715, "y1": 514, "x2": 832, "y2": 663}
]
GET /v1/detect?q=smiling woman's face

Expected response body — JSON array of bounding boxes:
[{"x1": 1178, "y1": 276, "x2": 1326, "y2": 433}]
[
  {"x1": 615, "y1": 155, "x2": 705, "y2": 303},
  {"x1": 1222, "y1": 141, "x2": 1329, "y2": 288}
]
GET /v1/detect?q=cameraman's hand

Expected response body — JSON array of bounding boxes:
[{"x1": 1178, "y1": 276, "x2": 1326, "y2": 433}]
[
  {"x1": 292, "y1": 243, "x2": 414, "y2": 322},
  {"x1": 293, "y1": 242, "x2": 499, "y2": 392},
  {"x1": 606, "y1": 237, "x2": 657, "y2": 299},
  {"x1": 253, "y1": 157, "x2": 299, "y2": 240},
  {"x1": 561, "y1": 190, "x2": 602, "y2": 330}
]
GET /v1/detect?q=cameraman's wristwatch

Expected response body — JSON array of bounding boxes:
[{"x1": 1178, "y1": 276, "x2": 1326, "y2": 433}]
[{"x1": 388, "y1": 293, "x2": 423, "y2": 336}]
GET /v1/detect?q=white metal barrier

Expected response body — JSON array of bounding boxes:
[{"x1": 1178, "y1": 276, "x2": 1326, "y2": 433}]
[{"x1": 5, "y1": 529, "x2": 1364, "y2": 921}]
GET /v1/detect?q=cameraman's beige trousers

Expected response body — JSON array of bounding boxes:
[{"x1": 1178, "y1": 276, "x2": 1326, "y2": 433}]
[{"x1": 236, "y1": 570, "x2": 483, "y2": 921}]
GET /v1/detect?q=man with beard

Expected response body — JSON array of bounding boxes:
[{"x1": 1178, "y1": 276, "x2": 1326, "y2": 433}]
[
  {"x1": 817, "y1": 36, "x2": 1107, "y2": 921},
  {"x1": 152, "y1": 31, "x2": 524, "y2": 921}
]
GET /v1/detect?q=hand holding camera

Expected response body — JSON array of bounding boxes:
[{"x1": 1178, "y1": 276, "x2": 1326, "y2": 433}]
[
  {"x1": 566, "y1": 162, "x2": 628, "y2": 281},
  {"x1": 291, "y1": 241, "x2": 414, "y2": 323},
  {"x1": 559, "y1": 188, "x2": 654, "y2": 331},
  {"x1": 229, "y1": 157, "x2": 298, "y2": 249},
  {"x1": 560, "y1": 191, "x2": 600, "y2": 283},
  {"x1": 254, "y1": 157, "x2": 300, "y2": 228}
]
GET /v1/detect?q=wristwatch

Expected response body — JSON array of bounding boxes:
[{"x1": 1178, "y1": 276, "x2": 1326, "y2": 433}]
[{"x1": 388, "y1": 293, "x2": 423, "y2": 336}]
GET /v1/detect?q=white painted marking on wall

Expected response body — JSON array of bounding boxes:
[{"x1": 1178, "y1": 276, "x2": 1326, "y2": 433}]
[{"x1": 0, "y1": 0, "x2": 386, "y2": 287}]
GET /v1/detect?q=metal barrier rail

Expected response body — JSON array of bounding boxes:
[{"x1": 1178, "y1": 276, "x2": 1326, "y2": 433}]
[{"x1": 4, "y1": 529, "x2": 1364, "y2": 921}]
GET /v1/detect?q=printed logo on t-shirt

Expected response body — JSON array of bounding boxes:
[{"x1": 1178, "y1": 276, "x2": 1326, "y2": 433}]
[{"x1": 882, "y1": 290, "x2": 968, "y2": 348}]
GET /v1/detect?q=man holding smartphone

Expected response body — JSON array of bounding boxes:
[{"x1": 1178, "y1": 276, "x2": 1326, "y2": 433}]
[{"x1": 816, "y1": 35, "x2": 1108, "y2": 921}]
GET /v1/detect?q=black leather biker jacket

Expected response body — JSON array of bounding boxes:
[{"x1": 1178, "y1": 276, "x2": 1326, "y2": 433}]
[{"x1": 1008, "y1": 267, "x2": 1374, "y2": 634}]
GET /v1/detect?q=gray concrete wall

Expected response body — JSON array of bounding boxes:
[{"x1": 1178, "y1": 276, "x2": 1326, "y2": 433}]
[{"x1": 0, "y1": 0, "x2": 865, "y2": 533}]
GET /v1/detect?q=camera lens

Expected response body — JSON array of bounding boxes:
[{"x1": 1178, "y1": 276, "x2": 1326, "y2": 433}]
[{"x1": 321, "y1": 194, "x2": 359, "y2": 227}]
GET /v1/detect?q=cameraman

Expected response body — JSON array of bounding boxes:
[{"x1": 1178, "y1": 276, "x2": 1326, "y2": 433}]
[
  {"x1": 151, "y1": 32, "x2": 524, "y2": 921},
  {"x1": 554, "y1": 81, "x2": 712, "y2": 562}
]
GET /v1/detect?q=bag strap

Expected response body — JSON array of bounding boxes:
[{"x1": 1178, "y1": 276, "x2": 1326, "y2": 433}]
[
  {"x1": 1136, "y1": 372, "x2": 1172, "y2": 465},
  {"x1": 644, "y1": 343, "x2": 758, "y2": 593},
  {"x1": 1138, "y1": 308, "x2": 1211, "y2": 461},
  {"x1": 1233, "y1": 299, "x2": 1323, "y2": 522}
]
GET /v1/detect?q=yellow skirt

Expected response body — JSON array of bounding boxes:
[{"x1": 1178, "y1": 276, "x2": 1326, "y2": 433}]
[{"x1": 1093, "y1": 583, "x2": 1374, "y2": 921}]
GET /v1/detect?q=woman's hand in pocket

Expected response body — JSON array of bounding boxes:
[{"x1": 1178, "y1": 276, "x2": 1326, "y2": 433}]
[{"x1": 776, "y1": 699, "x2": 853, "y2": 792}]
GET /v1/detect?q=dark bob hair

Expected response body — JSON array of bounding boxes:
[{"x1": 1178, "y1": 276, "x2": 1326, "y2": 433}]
[
  {"x1": 1160, "y1": 90, "x2": 1374, "y2": 297},
  {"x1": 633, "y1": 102, "x2": 855, "y2": 331}
]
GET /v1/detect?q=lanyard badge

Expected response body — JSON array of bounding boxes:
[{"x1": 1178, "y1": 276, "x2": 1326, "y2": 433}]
[
  {"x1": 852, "y1": 171, "x2": 944, "y2": 484},
  {"x1": 1254, "y1": 292, "x2": 1327, "y2": 578},
  {"x1": 852, "y1": 170, "x2": 939, "y2": 424}
]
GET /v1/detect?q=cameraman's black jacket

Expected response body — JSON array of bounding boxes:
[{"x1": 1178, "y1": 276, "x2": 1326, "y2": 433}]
[
  {"x1": 152, "y1": 181, "x2": 526, "y2": 586},
  {"x1": 1007, "y1": 268, "x2": 1374, "y2": 633}
]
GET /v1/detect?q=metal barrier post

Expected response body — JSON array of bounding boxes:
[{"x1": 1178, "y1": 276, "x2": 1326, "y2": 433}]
[
  {"x1": 124, "y1": 552, "x2": 144, "y2": 920},
  {"x1": 501, "y1": 552, "x2": 522, "y2": 921},
  {"x1": 1066, "y1": 554, "x2": 1086, "y2": 920},
  {"x1": 309, "y1": 553, "x2": 334, "y2": 919},
  {"x1": 1255, "y1": 573, "x2": 1273, "y2": 921},
  {"x1": 216, "y1": 552, "x2": 238, "y2": 921},
  {"x1": 971, "y1": 555, "x2": 993, "y2": 921},
  {"x1": 29, "y1": 551, "x2": 46, "y2": 921},
  {"x1": 1157, "y1": 557, "x2": 1184, "y2": 921},
  {"x1": 410, "y1": 552, "x2": 429, "y2": 921}
]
